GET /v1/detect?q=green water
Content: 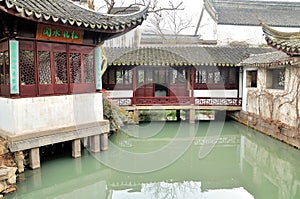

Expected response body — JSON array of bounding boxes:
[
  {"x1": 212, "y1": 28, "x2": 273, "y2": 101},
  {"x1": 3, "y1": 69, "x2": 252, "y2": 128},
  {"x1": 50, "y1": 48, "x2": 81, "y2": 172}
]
[{"x1": 5, "y1": 121, "x2": 300, "y2": 199}]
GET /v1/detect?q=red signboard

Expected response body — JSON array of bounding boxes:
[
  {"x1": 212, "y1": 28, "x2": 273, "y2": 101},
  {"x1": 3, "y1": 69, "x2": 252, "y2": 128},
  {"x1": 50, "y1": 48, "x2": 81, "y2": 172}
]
[{"x1": 36, "y1": 24, "x2": 84, "y2": 44}]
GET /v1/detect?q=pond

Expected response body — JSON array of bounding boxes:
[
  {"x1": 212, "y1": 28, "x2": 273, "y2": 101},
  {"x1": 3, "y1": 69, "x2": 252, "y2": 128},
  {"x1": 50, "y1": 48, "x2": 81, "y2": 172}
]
[{"x1": 5, "y1": 121, "x2": 300, "y2": 199}]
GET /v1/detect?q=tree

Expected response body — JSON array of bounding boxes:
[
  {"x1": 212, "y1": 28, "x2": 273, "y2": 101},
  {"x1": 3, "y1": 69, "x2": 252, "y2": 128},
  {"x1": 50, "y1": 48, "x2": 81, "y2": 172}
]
[
  {"x1": 94, "y1": 0, "x2": 191, "y2": 44},
  {"x1": 144, "y1": 1, "x2": 193, "y2": 44}
]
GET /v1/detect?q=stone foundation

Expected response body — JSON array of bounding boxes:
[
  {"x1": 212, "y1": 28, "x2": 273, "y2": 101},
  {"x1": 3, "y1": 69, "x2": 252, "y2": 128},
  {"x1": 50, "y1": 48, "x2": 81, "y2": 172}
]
[
  {"x1": 230, "y1": 111, "x2": 300, "y2": 149},
  {"x1": 0, "y1": 138, "x2": 17, "y2": 196}
]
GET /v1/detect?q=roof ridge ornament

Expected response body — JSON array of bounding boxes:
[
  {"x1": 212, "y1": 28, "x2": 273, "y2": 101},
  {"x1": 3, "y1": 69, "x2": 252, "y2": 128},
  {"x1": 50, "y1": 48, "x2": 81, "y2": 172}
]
[
  {"x1": 261, "y1": 21, "x2": 300, "y2": 40},
  {"x1": 261, "y1": 21, "x2": 300, "y2": 55},
  {"x1": 101, "y1": 1, "x2": 150, "y2": 17}
]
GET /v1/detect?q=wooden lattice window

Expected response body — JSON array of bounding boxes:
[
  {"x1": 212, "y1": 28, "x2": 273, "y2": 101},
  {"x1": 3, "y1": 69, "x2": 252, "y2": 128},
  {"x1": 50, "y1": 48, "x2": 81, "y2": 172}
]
[
  {"x1": 70, "y1": 53, "x2": 81, "y2": 83},
  {"x1": 0, "y1": 40, "x2": 9, "y2": 97},
  {"x1": 83, "y1": 54, "x2": 94, "y2": 83},
  {"x1": 20, "y1": 50, "x2": 35, "y2": 85},
  {"x1": 0, "y1": 52, "x2": 4, "y2": 86},
  {"x1": 38, "y1": 51, "x2": 52, "y2": 84},
  {"x1": 195, "y1": 68, "x2": 208, "y2": 84},
  {"x1": 138, "y1": 69, "x2": 144, "y2": 84},
  {"x1": 4, "y1": 51, "x2": 9, "y2": 85},
  {"x1": 116, "y1": 69, "x2": 132, "y2": 84},
  {"x1": 54, "y1": 52, "x2": 67, "y2": 84}
]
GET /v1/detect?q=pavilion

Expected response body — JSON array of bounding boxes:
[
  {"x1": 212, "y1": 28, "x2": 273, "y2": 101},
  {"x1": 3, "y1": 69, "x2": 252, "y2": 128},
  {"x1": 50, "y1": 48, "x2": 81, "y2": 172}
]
[{"x1": 0, "y1": 0, "x2": 148, "y2": 169}]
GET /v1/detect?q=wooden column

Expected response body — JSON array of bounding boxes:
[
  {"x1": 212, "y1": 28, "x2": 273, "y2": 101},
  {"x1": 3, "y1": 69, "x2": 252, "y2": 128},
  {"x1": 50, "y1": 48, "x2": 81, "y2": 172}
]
[
  {"x1": 132, "y1": 68, "x2": 137, "y2": 105},
  {"x1": 191, "y1": 67, "x2": 195, "y2": 105}
]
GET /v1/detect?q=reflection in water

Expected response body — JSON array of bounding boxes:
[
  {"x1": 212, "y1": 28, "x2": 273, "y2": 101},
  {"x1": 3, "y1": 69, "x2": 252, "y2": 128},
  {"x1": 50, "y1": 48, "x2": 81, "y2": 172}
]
[
  {"x1": 112, "y1": 181, "x2": 254, "y2": 199},
  {"x1": 5, "y1": 121, "x2": 300, "y2": 199}
]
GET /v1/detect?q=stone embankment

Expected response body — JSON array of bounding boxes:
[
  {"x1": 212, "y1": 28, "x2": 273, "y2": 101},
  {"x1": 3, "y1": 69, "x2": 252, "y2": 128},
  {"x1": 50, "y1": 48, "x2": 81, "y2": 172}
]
[
  {"x1": 230, "y1": 111, "x2": 300, "y2": 149},
  {"x1": 0, "y1": 138, "x2": 19, "y2": 197}
]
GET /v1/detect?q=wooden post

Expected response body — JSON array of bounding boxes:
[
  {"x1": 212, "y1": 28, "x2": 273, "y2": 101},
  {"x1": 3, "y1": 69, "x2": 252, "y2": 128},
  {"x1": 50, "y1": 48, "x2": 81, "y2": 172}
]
[
  {"x1": 191, "y1": 67, "x2": 195, "y2": 105},
  {"x1": 72, "y1": 139, "x2": 81, "y2": 158},
  {"x1": 132, "y1": 68, "x2": 137, "y2": 105},
  {"x1": 29, "y1": 148, "x2": 40, "y2": 169}
]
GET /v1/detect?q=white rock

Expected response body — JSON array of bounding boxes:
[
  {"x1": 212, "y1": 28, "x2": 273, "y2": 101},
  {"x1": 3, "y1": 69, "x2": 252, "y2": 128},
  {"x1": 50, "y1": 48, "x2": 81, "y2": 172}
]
[{"x1": 7, "y1": 175, "x2": 16, "y2": 185}]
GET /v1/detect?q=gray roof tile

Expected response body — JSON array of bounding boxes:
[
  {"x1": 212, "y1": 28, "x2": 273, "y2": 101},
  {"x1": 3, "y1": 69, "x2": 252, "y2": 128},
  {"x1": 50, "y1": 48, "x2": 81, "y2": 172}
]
[
  {"x1": 0, "y1": 0, "x2": 148, "y2": 31},
  {"x1": 240, "y1": 51, "x2": 291, "y2": 66},
  {"x1": 205, "y1": 0, "x2": 300, "y2": 27},
  {"x1": 262, "y1": 23, "x2": 300, "y2": 55},
  {"x1": 104, "y1": 46, "x2": 274, "y2": 67}
]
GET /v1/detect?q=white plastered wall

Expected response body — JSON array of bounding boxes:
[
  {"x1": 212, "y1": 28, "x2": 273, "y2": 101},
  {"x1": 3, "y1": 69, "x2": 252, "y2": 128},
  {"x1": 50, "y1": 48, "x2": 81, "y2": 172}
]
[
  {"x1": 245, "y1": 65, "x2": 300, "y2": 127},
  {"x1": 0, "y1": 93, "x2": 104, "y2": 136},
  {"x1": 194, "y1": 90, "x2": 238, "y2": 98},
  {"x1": 106, "y1": 90, "x2": 133, "y2": 98},
  {"x1": 198, "y1": 10, "x2": 217, "y2": 41}
]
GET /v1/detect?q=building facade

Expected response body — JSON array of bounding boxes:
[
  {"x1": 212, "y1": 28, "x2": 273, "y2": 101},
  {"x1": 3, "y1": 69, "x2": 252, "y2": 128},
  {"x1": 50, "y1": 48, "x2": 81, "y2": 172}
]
[
  {"x1": 0, "y1": 0, "x2": 147, "y2": 168},
  {"x1": 197, "y1": 0, "x2": 300, "y2": 45},
  {"x1": 103, "y1": 46, "x2": 272, "y2": 109},
  {"x1": 234, "y1": 23, "x2": 300, "y2": 148}
]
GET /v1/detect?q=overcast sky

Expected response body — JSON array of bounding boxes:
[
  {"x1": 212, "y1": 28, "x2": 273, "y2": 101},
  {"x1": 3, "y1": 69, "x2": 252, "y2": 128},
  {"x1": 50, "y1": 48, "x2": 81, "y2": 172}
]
[{"x1": 94, "y1": 0, "x2": 300, "y2": 35}]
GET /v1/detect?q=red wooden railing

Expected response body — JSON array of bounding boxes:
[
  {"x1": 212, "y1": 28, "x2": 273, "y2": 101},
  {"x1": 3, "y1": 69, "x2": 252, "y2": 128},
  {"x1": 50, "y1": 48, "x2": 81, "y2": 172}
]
[
  {"x1": 194, "y1": 97, "x2": 242, "y2": 106},
  {"x1": 109, "y1": 97, "x2": 242, "y2": 107}
]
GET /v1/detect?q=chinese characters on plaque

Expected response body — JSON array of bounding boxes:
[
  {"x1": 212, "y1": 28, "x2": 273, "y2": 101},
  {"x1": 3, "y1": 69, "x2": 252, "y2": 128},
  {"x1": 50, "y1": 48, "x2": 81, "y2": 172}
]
[{"x1": 36, "y1": 24, "x2": 84, "y2": 44}]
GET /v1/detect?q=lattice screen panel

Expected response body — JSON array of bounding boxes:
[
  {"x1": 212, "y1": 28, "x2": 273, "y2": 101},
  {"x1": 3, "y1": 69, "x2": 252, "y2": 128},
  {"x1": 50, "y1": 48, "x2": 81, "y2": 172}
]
[
  {"x1": 4, "y1": 51, "x2": 9, "y2": 85},
  {"x1": 83, "y1": 54, "x2": 94, "y2": 83},
  {"x1": 54, "y1": 52, "x2": 67, "y2": 84},
  {"x1": 0, "y1": 52, "x2": 3, "y2": 85},
  {"x1": 38, "y1": 51, "x2": 51, "y2": 84},
  {"x1": 20, "y1": 50, "x2": 35, "y2": 85},
  {"x1": 70, "y1": 53, "x2": 81, "y2": 83}
]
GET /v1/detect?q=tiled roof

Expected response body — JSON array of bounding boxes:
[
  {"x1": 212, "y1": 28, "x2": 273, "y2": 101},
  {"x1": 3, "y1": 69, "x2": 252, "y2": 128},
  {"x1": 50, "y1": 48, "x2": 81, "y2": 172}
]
[
  {"x1": 140, "y1": 34, "x2": 216, "y2": 46},
  {"x1": 110, "y1": 7, "x2": 140, "y2": 14},
  {"x1": 262, "y1": 23, "x2": 300, "y2": 55},
  {"x1": 104, "y1": 46, "x2": 274, "y2": 67},
  {"x1": 205, "y1": 0, "x2": 300, "y2": 27},
  {"x1": 0, "y1": 0, "x2": 148, "y2": 31},
  {"x1": 240, "y1": 51, "x2": 293, "y2": 67}
]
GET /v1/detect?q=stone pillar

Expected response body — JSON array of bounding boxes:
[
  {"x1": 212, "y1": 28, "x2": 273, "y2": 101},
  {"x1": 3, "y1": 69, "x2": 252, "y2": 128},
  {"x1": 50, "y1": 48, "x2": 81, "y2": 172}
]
[
  {"x1": 72, "y1": 139, "x2": 81, "y2": 158},
  {"x1": 185, "y1": 110, "x2": 189, "y2": 121},
  {"x1": 133, "y1": 108, "x2": 139, "y2": 124},
  {"x1": 176, "y1": 110, "x2": 181, "y2": 121},
  {"x1": 100, "y1": 133, "x2": 109, "y2": 151},
  {"x1": 90, "y1": 135, "x2": 100, "y2": 153},
  {"x1": 29, "y1": 148, "x2": 40, "y2": 169},
  {"x1": 189, "y1": 108, "x2": 195, "y2": 124}
]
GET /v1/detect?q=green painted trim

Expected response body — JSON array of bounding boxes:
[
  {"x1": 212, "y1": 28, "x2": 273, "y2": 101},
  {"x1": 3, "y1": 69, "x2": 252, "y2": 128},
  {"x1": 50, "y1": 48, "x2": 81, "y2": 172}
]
[
  {"x1": 95, "y1": 46, "x2": 102, "y2": 90},
  {"x1": 9, "y1": 40, "x2": 19, "y2": 94}
]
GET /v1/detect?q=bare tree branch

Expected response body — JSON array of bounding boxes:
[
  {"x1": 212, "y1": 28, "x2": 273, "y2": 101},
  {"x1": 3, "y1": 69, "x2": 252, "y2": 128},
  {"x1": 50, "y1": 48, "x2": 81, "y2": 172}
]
[
  {"x1": 145, "y1": 1, "x2": 194, "y2": 43},
  {"x1": 94, "y1": 0, "x2": 184, "y2": 15}
]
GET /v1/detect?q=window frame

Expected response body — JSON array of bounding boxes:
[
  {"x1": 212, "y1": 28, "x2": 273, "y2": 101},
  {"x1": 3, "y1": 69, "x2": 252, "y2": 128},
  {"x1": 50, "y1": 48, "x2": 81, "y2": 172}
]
[{"x1": 266, "y1": 67, "x2": 285, "y2": 90}]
